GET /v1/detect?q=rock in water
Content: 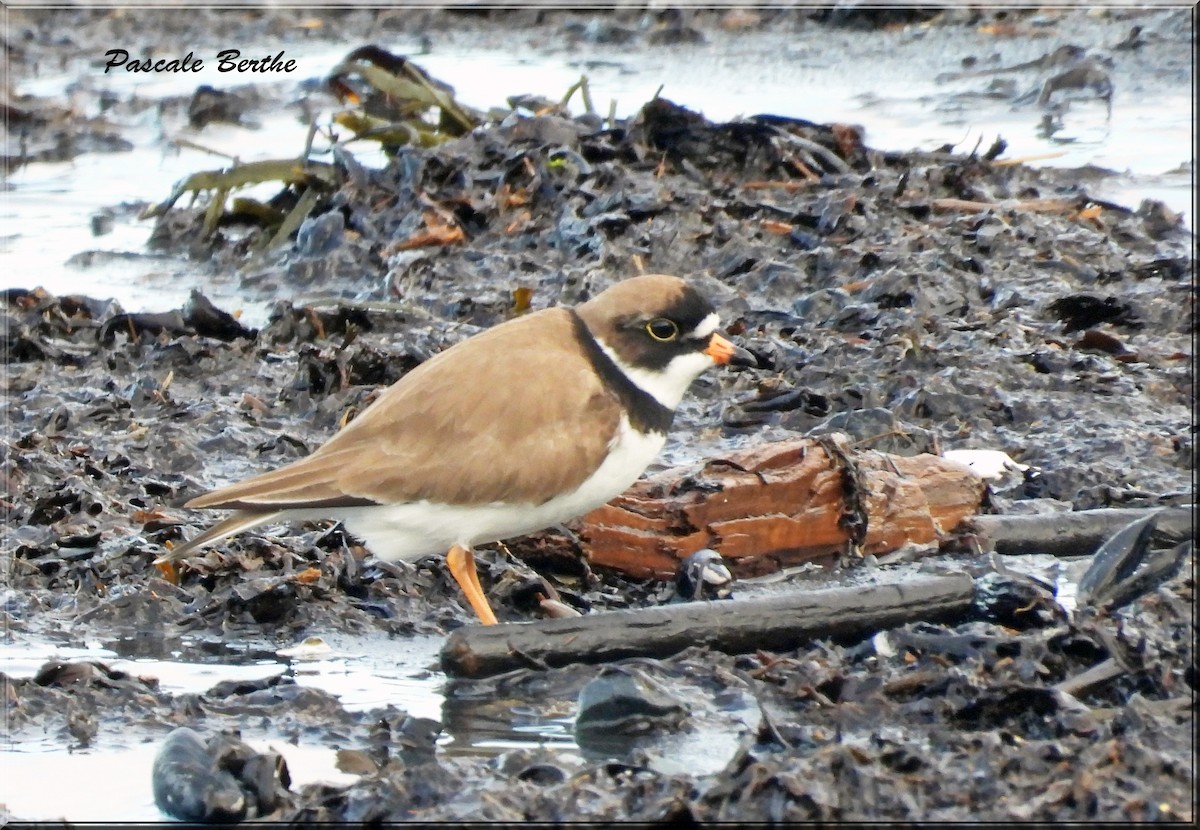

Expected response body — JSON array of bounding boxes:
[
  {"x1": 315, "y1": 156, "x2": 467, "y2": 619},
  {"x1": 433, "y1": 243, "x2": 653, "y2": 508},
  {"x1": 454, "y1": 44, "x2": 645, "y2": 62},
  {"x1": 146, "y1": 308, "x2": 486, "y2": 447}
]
[{"x1": 152, "y1": 727, "x2": 247, "y2": 822}]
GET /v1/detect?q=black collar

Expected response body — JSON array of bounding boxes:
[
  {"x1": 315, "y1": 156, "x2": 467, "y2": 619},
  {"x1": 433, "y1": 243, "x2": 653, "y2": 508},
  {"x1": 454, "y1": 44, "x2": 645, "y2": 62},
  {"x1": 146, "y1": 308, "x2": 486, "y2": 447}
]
[{"x1": 569, "y1": 310, "x2": 674, "y2": 435}]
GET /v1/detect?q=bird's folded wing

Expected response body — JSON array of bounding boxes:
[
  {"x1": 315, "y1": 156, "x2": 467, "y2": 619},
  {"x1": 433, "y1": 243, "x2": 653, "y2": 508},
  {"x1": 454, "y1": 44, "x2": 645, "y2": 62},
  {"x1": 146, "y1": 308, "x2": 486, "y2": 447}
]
[{"x1": 186, "y1": 310, "x2": 621, "y2": 511}]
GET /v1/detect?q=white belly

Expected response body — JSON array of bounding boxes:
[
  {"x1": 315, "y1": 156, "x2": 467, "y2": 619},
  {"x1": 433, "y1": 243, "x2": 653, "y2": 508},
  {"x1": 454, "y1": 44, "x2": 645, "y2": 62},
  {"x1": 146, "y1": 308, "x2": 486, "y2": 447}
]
[{"x1": 326, "y1": 417, "x2": 666, "y2": 560}]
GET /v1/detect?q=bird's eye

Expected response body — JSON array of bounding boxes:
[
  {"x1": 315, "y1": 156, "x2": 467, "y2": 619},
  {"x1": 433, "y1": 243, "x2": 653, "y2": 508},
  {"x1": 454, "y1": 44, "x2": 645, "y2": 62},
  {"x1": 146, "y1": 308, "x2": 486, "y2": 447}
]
[{"x1": 645, "y1": 318, "x2": 680, "y2": 342}]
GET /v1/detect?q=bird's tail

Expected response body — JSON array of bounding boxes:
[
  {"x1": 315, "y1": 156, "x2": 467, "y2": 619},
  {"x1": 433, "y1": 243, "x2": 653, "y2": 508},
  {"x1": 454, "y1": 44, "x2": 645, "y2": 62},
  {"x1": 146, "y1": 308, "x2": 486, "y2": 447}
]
[{"x1": 154, "y1": 510, "x2": 281, "y2": 564}]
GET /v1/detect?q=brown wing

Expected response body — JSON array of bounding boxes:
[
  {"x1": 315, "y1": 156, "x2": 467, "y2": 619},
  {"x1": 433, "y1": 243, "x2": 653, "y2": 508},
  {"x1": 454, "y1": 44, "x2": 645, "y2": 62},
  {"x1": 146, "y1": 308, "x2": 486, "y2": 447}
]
[{"x1": 186, "y1": 308, "x2": 620, "y2": 511}]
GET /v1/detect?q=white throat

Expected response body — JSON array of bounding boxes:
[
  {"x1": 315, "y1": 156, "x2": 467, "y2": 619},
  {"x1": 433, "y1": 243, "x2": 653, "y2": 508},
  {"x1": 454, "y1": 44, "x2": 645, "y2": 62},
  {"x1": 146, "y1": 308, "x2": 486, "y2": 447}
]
[{"x1": 595, "y1": 338, "x2": 715, "y2": 410}]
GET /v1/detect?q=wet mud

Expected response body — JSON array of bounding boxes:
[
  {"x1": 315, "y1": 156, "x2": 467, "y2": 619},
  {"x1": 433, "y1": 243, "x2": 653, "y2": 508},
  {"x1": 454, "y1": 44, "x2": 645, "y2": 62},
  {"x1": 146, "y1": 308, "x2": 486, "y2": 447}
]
[{"x1": 2, "y1": 5, "x2": 1195, "y2": 824}]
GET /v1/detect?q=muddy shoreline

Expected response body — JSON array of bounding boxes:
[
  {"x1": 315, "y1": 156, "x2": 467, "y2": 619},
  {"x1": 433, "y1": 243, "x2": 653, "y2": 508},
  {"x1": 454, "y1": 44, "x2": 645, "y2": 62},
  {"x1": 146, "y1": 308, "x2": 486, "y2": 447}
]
[{"x1": 3, "y1": 5, "x2": 1195, "y2": 823}]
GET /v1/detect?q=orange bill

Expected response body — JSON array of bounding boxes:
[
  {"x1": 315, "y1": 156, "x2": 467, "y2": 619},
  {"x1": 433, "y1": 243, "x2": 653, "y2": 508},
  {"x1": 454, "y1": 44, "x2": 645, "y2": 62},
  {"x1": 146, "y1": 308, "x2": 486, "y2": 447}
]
[
  {"x1": 446, "y1": 544, "x2": 499, "y2": 626},
  {"x1": 706, "y1": 332, "x2": 740, "y2": 364},
  {"x1": 705, "y1": 332, "x2": 756, "y2": 367}
]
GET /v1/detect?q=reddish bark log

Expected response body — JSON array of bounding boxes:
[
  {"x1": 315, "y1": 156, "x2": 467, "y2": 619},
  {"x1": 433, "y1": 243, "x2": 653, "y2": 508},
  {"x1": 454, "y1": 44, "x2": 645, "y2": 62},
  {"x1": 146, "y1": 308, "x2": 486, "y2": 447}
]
[{"x1": 577, "y1": 433, "x2": 986, "y2": 579}]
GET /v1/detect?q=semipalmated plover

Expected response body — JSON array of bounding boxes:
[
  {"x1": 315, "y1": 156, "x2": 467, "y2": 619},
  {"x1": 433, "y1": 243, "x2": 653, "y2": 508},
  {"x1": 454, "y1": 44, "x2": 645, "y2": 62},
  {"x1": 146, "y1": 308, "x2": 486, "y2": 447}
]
[{"x1": 156, "y1": 274, "x2": 753, "y2": 624}]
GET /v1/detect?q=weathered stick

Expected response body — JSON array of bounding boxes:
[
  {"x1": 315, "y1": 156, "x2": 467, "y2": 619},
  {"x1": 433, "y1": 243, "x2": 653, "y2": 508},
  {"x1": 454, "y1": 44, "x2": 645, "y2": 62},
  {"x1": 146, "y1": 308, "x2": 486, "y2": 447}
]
[
  {"x1": 576, "y1": 434, "x2": 986, "y2": 579},
  {"x1": 1053, "y1": 657, "x2": 1126, "y2": 696},
  {"x1": 441, "y1": 571, "x2": 976, "y2": 679},
  {"x1": 967, "y1": 507, "x2": 1193, "y2": 558}
]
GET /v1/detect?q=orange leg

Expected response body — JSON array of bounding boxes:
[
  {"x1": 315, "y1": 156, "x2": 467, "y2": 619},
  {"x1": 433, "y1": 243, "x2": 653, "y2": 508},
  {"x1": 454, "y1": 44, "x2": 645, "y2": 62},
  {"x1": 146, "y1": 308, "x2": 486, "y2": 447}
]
[{"x1": 445, "y1": 544, "x2": 498, "y2": 626}]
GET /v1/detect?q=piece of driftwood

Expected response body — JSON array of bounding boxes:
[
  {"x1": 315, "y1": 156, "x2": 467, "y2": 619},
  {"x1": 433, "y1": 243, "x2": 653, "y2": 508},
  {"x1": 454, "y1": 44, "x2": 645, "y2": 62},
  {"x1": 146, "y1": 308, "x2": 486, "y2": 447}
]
[
  {"x1": 1053, "y1": 657, "x2": 1126, "y2": 697},
  {"x1": 442, "y1": 571, "x2": 976, "y2": 679},
  {"x1": 575, "y1": 433, "x2": 986, "y2": 579},
  {"x1": 967, "y1": 506, "x2": 1193, "y2": 558}
]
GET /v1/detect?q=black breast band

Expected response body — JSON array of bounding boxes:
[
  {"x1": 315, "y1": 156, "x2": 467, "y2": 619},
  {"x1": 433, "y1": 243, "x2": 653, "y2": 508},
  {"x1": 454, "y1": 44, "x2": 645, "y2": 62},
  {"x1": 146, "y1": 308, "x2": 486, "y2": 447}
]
[{"x1": 569, "y1": 310, "x2": 674, "y2": 435}]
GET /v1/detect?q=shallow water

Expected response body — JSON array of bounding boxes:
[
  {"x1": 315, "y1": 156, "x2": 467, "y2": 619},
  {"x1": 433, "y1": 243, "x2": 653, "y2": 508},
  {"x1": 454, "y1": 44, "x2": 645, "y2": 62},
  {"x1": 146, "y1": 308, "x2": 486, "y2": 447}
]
[
  {"x1": 1, "y1": 736, "x2": 361, "y2": 822},
  {"x1": 0, "y1": 546, "x2": 1102, "y2": 822},
  {"x1": 0, "y1": 623, "x2": 761, "y2": 820},
  {"x1": 0, "y1": 631, "x2": 480, "y2": 821},
  {"x1": 3, "y1": 25, "x2": 1192, "y2": 320}
]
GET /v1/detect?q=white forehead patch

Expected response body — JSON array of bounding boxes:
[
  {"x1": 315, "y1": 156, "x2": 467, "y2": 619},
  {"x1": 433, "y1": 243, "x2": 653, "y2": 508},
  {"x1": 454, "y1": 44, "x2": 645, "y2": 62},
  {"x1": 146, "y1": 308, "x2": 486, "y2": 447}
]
[{"x1": 688, "y1": 312, "x2": 720, "y2": 341}]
